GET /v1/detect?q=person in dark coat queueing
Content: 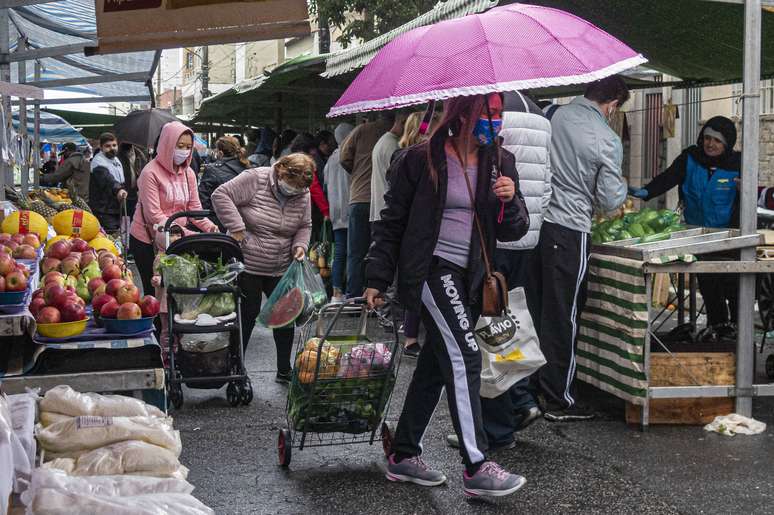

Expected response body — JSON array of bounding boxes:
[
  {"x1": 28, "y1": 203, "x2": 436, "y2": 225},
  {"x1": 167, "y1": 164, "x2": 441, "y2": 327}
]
[
  {"x1": 629, "y1": 116, "x2": 741, "y2": 341},
  {"x1": 117, "y1": 142, "x2": 147, "y2": 218},
  {"x1": 40, "y1": 142, "x2": 91, "y2": 201},
  {"x1": 248, "y1": 127, "x2": 276, "y2": 167},
  {"x1": 89, "y1": 132, "x2": 128, "y2": 233},
  {"x1": 198, "y1": 136, "x2": 249, "y2": 229}
]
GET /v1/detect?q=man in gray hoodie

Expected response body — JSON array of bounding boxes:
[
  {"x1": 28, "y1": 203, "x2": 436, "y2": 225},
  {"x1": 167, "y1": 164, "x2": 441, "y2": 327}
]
[{"x1": 536, "y1": 76, "x2": 629, "y2": 422}]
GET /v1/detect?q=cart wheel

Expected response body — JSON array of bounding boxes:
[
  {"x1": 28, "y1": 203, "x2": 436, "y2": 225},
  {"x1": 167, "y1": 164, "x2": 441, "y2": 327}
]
[
  {"x1": 278, "y1": 429, "x2": 292, "y2": 467},
  {"x1": 226, "y1": 382, "x2": 240, "y2": 407},
  {"x1": 758, "y1": 274, "x2": 774, "y2": 330},
  {"x1": 240, "y1": 378, "x2": 253, "y2": 406},
  {"x1": 380, "y1": 422, "x2": 393, "y2": 458},
  {"x1": 168, "y1": 384, "x2": 183, "y2": 410},
  {"x1": 766, "y1": 355, "x2": 774, "y2": 380}
]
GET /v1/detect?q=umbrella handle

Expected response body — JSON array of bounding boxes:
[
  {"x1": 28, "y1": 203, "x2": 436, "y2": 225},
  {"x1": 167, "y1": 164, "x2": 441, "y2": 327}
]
[{"x1": 419, "y1": 101, "x2": 436, "y2": 136}]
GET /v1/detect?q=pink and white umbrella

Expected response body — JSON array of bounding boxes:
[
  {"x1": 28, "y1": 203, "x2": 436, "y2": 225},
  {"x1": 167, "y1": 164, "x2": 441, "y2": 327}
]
[{"x1": 328, "y1": 3, "x2": 647, "y2": 117}]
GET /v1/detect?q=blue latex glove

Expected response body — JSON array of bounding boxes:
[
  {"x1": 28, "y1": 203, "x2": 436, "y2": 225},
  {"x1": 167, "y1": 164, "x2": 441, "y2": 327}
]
[{"x1": 628, "y1": 187, "x2": 648, "y2": 199}]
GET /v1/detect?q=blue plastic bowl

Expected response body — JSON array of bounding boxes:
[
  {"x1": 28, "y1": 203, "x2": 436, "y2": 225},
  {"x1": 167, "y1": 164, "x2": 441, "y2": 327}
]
[
  {"x1": 0, "y1": 289, "x2": 26, "y2": 305},
  {"x1": 100, "y1": 316, "x2": 155, "y2": 335}
]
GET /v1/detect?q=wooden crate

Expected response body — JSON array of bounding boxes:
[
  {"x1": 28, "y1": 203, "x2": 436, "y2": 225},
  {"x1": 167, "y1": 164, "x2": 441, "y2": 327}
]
[{"x1": 626, "y1": 352, "x2": 735, "y2": 425}]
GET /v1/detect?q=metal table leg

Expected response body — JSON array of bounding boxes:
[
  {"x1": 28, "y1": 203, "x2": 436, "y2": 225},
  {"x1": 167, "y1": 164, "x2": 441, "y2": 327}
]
[
  {"x1": 677, "y1": 273, "x2": 685, "y2": 324},
  {"x1": 641, "y1": 273, "x2": 653, "y2": 431}
]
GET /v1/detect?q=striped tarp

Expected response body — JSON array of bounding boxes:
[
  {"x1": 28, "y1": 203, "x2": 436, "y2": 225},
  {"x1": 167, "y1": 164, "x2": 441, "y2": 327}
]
[{"x1": 577, "y1": 253, "x2": 648, "y2": 404}]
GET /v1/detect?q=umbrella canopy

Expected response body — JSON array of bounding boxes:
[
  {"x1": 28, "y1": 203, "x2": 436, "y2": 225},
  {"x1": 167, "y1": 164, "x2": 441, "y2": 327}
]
[
  {"x1": 328, "y1": 3, "x2": 646, "y2": 117},
  {"x1": 113, "y1": 108, "x2": 181, "y2": 148}
]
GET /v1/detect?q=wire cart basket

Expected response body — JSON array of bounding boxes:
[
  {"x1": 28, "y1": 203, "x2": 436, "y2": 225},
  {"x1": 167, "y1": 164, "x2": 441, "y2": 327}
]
[{"x1": 278, "y1": 298, "x2": 402, "y2": 467}]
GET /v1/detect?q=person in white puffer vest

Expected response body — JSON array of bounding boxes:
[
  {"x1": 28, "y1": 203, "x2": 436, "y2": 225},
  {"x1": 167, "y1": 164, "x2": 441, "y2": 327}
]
[{"x1": 447, "y1": 91, "x2": 552, "y2": 452}]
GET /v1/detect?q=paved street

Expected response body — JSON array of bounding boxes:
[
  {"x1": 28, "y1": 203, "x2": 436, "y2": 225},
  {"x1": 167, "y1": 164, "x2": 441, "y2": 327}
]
[{"x1": 174, "y1": 324, "x2": 774, "y2": 515}]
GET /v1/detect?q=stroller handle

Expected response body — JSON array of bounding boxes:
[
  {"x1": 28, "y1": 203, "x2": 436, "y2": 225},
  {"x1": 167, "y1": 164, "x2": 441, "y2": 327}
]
[{"x1": 162, "y1": 210, "x2": 213, "y2": 232}]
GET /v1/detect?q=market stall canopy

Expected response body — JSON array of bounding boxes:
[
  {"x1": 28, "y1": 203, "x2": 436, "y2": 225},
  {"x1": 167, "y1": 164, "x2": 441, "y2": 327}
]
[
  {"x1": 325, "y1": 0, "x2": 774, "y2": 87},
  {"x1": 8, "y1": 0, "x2": 157, "y2": 102},
  {"x1": 90, "y1": 0, "x2": 310, "y2": 55},
  {"x1": 193, "y1": 53, "x2": 351, "y2": 129},
  {"x1": 43, "y1": 109, "x2": 121, "y2": 140},
  {"x1": 12, "y1": 110, "x2": 86, "y2": 145}
]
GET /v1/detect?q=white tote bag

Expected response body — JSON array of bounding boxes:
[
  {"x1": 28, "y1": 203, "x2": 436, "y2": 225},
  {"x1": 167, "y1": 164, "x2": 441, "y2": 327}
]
[{"x1": 477, "y1": 288, "x2": 546, "y2": 399}]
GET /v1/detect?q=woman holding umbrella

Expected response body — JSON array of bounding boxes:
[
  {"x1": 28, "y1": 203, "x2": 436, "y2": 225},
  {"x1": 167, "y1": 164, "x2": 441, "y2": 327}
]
[{"x1": 365, "y1": 93, "x2": 530, "y2": 497}]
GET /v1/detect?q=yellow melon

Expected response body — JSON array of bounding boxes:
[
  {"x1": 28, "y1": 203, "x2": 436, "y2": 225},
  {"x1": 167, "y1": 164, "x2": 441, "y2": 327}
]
[
  {"x1": 88, "y1": 236, "x2": 119, "y2": 256},
  {"x1": 1, "y1": 210, "x2": 49, "y2": 241},
  {"x1": 52, "y1": 209, "x2": 100, "y2": 241}
]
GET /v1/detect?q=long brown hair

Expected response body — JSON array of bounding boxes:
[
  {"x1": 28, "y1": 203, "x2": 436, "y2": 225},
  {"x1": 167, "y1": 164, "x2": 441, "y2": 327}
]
[
  {"x1": 427, "y1": 94, "x2": 490, "y2": 187},
  {"x1": 217, "y1": 136, "x2": 249, "y2": 167}
]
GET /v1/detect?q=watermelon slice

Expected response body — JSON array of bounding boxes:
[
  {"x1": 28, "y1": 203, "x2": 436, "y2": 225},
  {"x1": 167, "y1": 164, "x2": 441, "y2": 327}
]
[{"x1": 266, "y1": 287, "x2": 304, "y2": 328}]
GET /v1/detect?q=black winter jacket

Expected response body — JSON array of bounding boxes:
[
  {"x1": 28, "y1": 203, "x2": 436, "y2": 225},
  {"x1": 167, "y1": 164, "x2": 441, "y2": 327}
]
[
  {"x1": 366, "y1": 137, "x2": 529, "y2": 311},
  {"x1": 198, "y1": 157, "x2": 247, "y2": 227},
  {"x1": 89, "y1": 165, "x2": 124, "y2": 232}
]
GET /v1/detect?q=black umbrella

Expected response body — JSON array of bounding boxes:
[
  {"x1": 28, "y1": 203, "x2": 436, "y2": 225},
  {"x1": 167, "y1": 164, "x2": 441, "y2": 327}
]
[{"x1": 113, "y1": 108, "x2": 181, "y2": 149}]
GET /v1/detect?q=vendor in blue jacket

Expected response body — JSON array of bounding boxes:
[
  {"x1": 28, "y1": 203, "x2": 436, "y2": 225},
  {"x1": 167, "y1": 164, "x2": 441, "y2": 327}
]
[{"x1": 630, "y1": 116, "x2": 741, "y2": 339}]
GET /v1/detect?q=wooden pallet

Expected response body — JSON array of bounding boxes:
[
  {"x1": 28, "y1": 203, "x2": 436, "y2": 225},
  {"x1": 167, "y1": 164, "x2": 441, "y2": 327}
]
[{"x1": 626, "y1": 352, "x2": 735, "y2": 425}]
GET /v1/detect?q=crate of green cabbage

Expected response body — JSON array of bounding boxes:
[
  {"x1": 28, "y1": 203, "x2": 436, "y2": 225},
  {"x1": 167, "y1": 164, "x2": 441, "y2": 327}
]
[{"x1": 592, "y1": 208, "x2": 683, "y2": 245}]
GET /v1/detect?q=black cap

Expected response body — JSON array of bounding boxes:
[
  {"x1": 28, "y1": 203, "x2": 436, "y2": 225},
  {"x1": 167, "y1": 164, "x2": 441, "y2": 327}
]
[{"x1": 58, "y1": 142, "x2": 77, "y2": 155}]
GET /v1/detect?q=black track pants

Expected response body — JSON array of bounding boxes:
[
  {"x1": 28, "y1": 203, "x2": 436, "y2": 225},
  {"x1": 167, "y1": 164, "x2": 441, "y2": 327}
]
[
  {"x1": 391, "y1": 258, "x2": 488, "y2": 467},
  {"x1": 535, "y1": 222, "x2": 590, "y2": 410}
]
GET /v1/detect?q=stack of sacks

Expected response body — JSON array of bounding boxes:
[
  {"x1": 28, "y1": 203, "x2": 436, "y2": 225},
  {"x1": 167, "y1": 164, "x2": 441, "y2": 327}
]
[
  {"x1": 35, "y1": 386, "x2": 186, "y2": 479},
  {"x1": 0, "y1": 395, "x2": 33, "y2": 514},
  {"x1": 21, "y1": 468, "x2": 213, "y2": 515}
]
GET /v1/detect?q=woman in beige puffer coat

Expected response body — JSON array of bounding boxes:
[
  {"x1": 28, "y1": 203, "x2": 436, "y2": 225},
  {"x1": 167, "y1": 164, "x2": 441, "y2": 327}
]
[{"x1": 211, "y1": 153, "x2": 313, "y2": 383}]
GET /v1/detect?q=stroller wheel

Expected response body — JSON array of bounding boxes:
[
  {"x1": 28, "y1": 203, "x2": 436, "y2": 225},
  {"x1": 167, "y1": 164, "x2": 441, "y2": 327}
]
[
  {"x1": 240, "y1": 378, "x2": 253, "y2": 406},
  {"x1": 168, "y1": 384, "x2": 183, "y2": 410},
  {"x1": 278, "y1": 429, "x2": 292, "y2": 467},
  {"x1": 380, "y1": 422, "x2": 394, "y2": 458},
  {"x1": 226, "y1": 382, "x2": 240, "y2": 407}
]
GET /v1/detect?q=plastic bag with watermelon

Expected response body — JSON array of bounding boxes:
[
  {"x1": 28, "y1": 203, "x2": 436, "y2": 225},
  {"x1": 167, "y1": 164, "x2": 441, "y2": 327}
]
[{"x1": 258, "y1": 259, "x2": 327, "y2": 329}]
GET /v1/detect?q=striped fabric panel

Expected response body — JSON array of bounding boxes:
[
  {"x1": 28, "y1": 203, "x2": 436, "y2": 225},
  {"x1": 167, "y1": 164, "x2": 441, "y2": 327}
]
[{"x1": 578, "y1": 254, "x2": 648, "y2": 404}]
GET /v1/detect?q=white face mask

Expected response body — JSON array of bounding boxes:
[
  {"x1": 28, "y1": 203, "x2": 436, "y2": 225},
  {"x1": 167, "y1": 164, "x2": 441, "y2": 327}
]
[
  {"x1": 173, "y1": 149, "x2": 190, "y2": 166},
  {"x1": 278, "y1": 180, "x2": 303, "y2": 197}
]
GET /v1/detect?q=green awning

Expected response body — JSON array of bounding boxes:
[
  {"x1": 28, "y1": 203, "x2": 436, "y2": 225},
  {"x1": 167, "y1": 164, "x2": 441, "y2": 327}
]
[
  {"x1": 43, "y1": 108, "x2": 122, "y2": 140},
  {"x1": 193, "y1": 53, "x2": 352, "y2": 128},
  {"x1": 325, "y1": 0, "x2": 774, "y2": 86}
]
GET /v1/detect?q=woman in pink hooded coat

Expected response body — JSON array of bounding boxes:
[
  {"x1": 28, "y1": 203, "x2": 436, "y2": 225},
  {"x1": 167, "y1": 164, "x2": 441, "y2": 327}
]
[{"x1": 130, "y1": 121, "x2": 218, "y2": 296}]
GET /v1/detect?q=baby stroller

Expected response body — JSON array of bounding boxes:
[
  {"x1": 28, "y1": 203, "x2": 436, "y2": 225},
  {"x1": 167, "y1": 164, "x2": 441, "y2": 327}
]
[{"x1": 161, "y1": 210, "x2": 253, "y2": 409}]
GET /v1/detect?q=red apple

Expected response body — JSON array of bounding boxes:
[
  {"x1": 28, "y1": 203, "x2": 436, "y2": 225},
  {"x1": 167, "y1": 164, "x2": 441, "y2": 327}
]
[
  {"x1": 140, "y1": 295, "x2": 160, "y2": 317},
  {"x1": 116, "y1": 284, "x2": 140, "y2": 305},
  {"x1": 0, "y1": 253, "x2": 15, "y2": 275},
  {"x1": 32, "y1": 288, "x2": 44, "y2": 300},
  {"x1": 10, "y1": 234, "x2": 23, "y2": 244},
  {"x1": 21, "y1": 233, "x2": 40, "y2": 249},
  {"x1": 92, "y1": 293, "x2": 115, "y2": 314},
  {"x1": 0, "y1": 233, "x2": 10, "y2": 241},
  {"x1": 13, "y1": 244, "x2": 36, "y2": 260},
  {"x1": 48, "y1": 240, "x2": 72, "y2": 260},
  {"x1": 44, "y1": 271, "x2": 65, "y2": 287},
  {"x1": 100, "y1": 298, "x2": 119, "y2": 318},
  {"x1": 40, "y1": 257, "x2": 61, "y2": 275},
  {"x1": 5, "y1": 271, "x2": 27, "y2": 292},
  {"x1": 68, "y1": 251, "x2": 82, "y2": 261},
  {"x1": 15, "y1": 263, "x2": 29, "y2": 279},
  {"x1": 93, "y1": 283, "x2": 107, "y2": 297},
  {"x1": 44, "y1": 284, "x2": 67, "y2": 307},
  {"x1": 80, "y1": 249, "x2": 97, "y2": 268},
  {"x1": 70, "y1": 238, "x2": 89, "y2": 252},
  {"x1": 98, "y1": 253, "x2": 116, "y2": 270},
  {"x1": 71, "y1": 295, "x2": 86, "y2": 309},
  {"x1": 117, "y1": 302, "x2": 142, "y2": 320},
  {"x1": 102, "y1": 264, "x2": 122, "y2": 283},
  {"x1": 60, "y1": 257, "x2": 80, "y2": 276},
  {"x1": 36, "y1": 306, "x2": 61, "y2": 324},
  {"x1": 29, "y1": 297, "x2": 46, "y2": 317},
  {"x1": 87, "y1": 278, "x2": 105, "y2": 295},
  {"x1": 60, "y1": 303, "x2": 86, "y2": 323},
  {"x1": 105, "y1": 278, "x2": 126, "y2": 297},
  {"x1": 4, "y1": 241, "x2": 17, "y2": 252}
]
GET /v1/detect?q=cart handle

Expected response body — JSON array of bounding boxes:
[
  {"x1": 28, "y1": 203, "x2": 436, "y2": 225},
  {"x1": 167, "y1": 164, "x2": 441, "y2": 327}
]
[
  {"x1": 162, "y1": 210, "x2": 213, "y2": 232},
  {"x1": 167, "y1": 285, "x2": 239, "y2": 295}
]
